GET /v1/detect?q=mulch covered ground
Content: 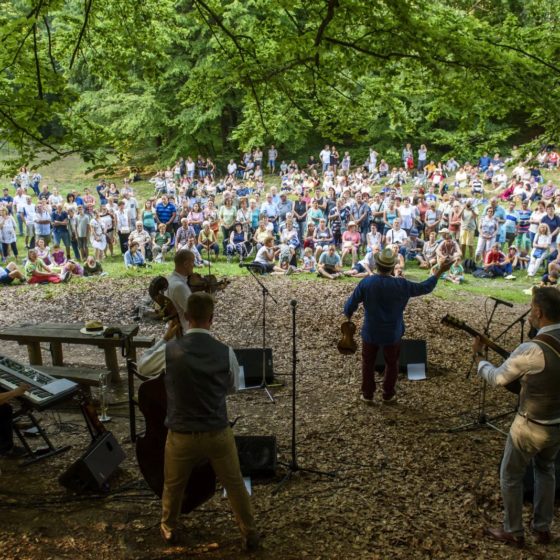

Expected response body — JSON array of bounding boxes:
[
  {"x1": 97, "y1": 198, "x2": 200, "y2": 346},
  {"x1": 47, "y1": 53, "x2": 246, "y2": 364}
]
[{"x1": 0, "y1": 276, "x2": 554, "y2": 559}]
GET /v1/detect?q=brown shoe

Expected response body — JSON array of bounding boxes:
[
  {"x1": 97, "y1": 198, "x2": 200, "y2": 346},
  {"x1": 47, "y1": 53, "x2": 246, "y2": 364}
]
[
  {"x1": 160, "y1": 525, "x2": 175, "y2": 545},
  {"x1": 532, "y1": 529, "x2": 552, "y2": 545},
  {"x1": 485, "y1": 527, "x2": 524, "y2": 548}
]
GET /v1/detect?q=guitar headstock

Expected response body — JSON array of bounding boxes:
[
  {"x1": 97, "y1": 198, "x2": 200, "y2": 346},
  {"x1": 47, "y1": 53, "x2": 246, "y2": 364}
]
[{"x1": 441, "y1": 314, "x2": 465, "y2": 329}]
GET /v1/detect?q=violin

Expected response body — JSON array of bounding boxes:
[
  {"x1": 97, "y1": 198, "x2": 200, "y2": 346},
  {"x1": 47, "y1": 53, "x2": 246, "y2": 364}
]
[
  {"x1": 337, "y1": 320, "x2": 358, "y2": 355},
  {"x1": 188, "y1": 272, "x2": 229, "y2": 294}
]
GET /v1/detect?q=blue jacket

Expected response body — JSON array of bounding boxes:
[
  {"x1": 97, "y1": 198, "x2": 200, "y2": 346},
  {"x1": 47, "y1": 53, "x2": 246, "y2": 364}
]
[{"x1": 344, "y1": 274, "x2": 438, "y2": 345}]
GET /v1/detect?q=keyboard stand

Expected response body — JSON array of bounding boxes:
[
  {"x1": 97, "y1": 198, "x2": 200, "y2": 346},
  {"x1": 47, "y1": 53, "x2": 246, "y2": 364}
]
[{"x1": 12, "y1": 405, "x2": 71, "y2": 467}]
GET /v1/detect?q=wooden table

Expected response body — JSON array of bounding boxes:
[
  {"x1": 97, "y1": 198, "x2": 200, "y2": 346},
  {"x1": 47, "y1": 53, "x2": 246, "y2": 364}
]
[{"x1": 0, "y1": 323, "x2": 154, "y2": 383}]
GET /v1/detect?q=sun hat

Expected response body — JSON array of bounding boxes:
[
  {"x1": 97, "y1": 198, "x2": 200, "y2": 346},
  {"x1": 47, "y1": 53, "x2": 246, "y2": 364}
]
[
  {"x1": 80, "y1": 320, "x2": 106, "y2": 336},
  {"x1": 347, "y1": 221, "x2": 356, "y2": 227},
  {"x1": 374, "y1": 248, "x2": 396, "y2": 268},
  {"x1": 439, "y1": 228, "x2": 450, "y2": 235}
]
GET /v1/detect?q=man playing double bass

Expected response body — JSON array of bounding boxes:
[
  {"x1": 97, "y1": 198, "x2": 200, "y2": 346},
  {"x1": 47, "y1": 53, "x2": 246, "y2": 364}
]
[
  {"x1": 473, "y1": 287, "x2": 560, "y2": 547},
  {"x1": 138, "y1": 292, "x2": 259, "y2": 551}
]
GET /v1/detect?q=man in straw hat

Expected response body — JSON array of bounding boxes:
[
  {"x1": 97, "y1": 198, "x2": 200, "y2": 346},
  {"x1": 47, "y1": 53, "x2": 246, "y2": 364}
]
[{"x1": 343, "y1": 247, "x2": 451, "y2": 405}]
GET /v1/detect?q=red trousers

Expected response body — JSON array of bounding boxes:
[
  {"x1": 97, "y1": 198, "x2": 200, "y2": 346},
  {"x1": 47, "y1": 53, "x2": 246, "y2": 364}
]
[
  {"x1": 361, "y1": 340, "x2": 401, "y2": 400},
  {"x1": 28, "y1": 274, "x2": 61, "y2": 284}
]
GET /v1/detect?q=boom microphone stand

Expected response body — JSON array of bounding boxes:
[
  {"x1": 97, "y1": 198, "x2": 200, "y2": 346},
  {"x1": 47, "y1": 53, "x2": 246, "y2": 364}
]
[
  {"x1": 243, "y1": 264, "x2": 277, "y2": 403},
  {"x1": 274, "y1": 300, "x2": 336, "y2": 494},
  {"x1": 449, "y1": 298, "x2": 512, "y2": 436}
]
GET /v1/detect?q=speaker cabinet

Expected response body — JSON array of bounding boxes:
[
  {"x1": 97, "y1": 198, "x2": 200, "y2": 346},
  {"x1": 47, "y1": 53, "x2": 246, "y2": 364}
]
[
  {"x1": 374, "y1": 339, "x2": 427, "y2": 373},
  {"x1": 235, "y1": 435, "x2": 277, "y2": 478},
  {"x1": 234, "y1": 348, "x2": 274, "y2": 386},
  {"x1": 59, "y1": 431, "x2": 125, "y2": 491}
]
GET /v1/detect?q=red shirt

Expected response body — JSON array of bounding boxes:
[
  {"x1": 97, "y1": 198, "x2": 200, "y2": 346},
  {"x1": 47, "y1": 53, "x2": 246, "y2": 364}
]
[{"x1": 485, "y1": 250, "x2": 505, "y2": 265}]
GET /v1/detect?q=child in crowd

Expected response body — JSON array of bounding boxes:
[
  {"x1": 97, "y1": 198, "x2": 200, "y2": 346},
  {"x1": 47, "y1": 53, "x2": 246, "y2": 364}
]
[{"x1": 302, "y1": 247, "x2": 316, "y2": 273}]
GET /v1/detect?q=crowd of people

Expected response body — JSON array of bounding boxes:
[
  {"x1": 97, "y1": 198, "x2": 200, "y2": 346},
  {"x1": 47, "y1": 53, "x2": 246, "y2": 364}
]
[{"x1": 2, "y1": 144, "x2": 560, "y2": 287}]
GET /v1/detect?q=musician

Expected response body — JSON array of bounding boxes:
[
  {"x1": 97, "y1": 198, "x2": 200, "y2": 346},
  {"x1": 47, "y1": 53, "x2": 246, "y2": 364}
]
[
  {"x1": 138, "y1": 292, "x2": 259, "y2": 551},
  {"x1": 473, "y1": 287, "x2": 560, "y2": 547},
  {"x1": 344, "y1": 248, "x2": 451, "y2": 405},
  {"x1": 166, "y1": 249, "x2": 194, "y2": 333},
  {"x1": 0, "y1": 383, "x2": 30, "y2": 457}
]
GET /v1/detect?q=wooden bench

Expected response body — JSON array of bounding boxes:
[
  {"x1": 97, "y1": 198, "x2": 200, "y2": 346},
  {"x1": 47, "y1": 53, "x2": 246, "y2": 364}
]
[{"x1": 0, "y1": 323, "x2": 155, "y2": 384}]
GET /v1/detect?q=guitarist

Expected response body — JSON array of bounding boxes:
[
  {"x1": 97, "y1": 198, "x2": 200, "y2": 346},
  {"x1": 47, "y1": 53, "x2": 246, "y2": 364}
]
[
  {"x1": 473, "y1": 287, "x2": 560, "y2": 547},
  {"x1": 138, "y1": 292, "x2": 259, "y2": 551}
]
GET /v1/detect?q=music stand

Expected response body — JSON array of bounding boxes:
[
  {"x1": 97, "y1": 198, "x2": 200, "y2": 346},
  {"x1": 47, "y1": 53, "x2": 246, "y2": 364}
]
[
  {"x1": 449, "y1": 298, "x2": 512, "y2": 436},
  {"x1": 244, "y1": 265, "x2": 277, "y2": 403},
  {"x1": 274, "y1": 300, "x2": 336, "y2": 493}
]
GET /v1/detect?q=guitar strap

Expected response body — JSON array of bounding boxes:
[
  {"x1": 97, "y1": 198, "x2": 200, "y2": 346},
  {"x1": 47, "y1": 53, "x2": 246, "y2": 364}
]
[{"x1": 533, "y1": 333, "x2": 560, "y2": 358}]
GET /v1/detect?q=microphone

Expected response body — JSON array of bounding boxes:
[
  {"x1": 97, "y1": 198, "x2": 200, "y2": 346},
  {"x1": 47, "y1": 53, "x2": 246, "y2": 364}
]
[
  {"x1": 489, "y1": 296, "x2": 513, "y2": 308},
  {"x1": 290, "y1": 299, "x2": 297, "y2": 307}
]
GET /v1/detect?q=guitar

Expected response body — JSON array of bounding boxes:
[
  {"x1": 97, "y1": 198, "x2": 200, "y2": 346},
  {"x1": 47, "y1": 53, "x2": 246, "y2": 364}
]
[{"x1": 440, "y1": 314, "x2": 520, "y2": 395}]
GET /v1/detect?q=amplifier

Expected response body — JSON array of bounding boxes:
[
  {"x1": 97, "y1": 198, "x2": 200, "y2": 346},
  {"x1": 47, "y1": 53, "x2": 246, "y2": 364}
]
[
  {"x1": 235, "y1": 435, "x2": 277, "y2": 478},
  {"x1": 233, "y1": 348, "x2": 274, "y2": 386},
  {"x1": 59, "y1": 431, "x2": 125, "y2": 492}
]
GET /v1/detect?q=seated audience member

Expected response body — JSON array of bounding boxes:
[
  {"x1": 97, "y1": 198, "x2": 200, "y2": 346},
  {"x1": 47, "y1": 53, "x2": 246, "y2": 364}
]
[
  {"x1": 484, "y1": 242, "x2": 514, "y2": 278},
  {"x1": 51, "y1": 244, "x2": 67, "y2": 267},
  {"x1": 83, "y1": 256, "x2": 105, "y2": 277},
  {"x1": 302, "y1": 222, "x2": 316, "y2": 250},
  {"x1": 436, "y1": 228, "x2": 462, "y2": 264},
  {"x1": 24, "y1": 249, "x2": 69, "y2": 283},
  {"x1": 542, "y1": 252, "x2": 560, "y2": 285},
  {"x1": 301, "y1": 247, "x2": 317, "y2": 273},
  {"x1": 35, "y1": 238, "x2": 51, "y2": 265},
  {"x1": 124, "y1": 241, "x2": 146, "y2": 268},
  {"x1": 416, "y1": 231, "x2": 439, "y2": 269},
  {"x1": 313, "y1": 218, "x2": 333, "y2": 260},
  {"x1": 366, "y1": 223, "x2": 382, "y2": 254},
  {"x1": 186, "y1": 236, "x2": 208, "y2": 268},
  {"x1": 385, "y1": 219, "x2": 408, "y2": 257},
  {"x1": 62, "y1": 260, "x2": 84, "y2": 278},
  {"x1": 390, "y1": 244, "x2": 406, "y2": 277},
  {"x1": 252, "y1": 219, "x2": 270, "y2": 250},
  {"x1": 197, "y1": 221, "x2": 219, "y2": 259},
  {"x1": 506, "y1": 245, "x2": 522, "y2": 270},
  {"x1": 174, "y1": 218, "x2": 195, "y2": 251},
  {"x1": 318, "y1": 244, "x2": 343, "y2": 279},
  {"x1": 252, "y1": 236, "x2": 285, "y2": 274},
  {"x1": 227, "y1": 222, "x2": 249, "y2": 262},
  {"x1": 153, "y1": 223, "x2": 172, "y2": 262},
  {"x1": 341, "y1": 221, "x2": 361, "y2": 265},
  {"x1": 528, "y1": 223, "x2": 552, "y2": 277},
  {"x1": 405, "y1": 228, "x2": 423, "y2": 260},
  {"x1": 0, "y1": 262, "x2": 26, "y2": 285},
  {"x1": 446, "y1": 258, "x2": 465, "y2": 284},
  {"x1": 345, "y1": 250, "x2": 376, "y2": 278},
  {"x1": 128, "y1": 221, "x2": 152, "y2": 258}
]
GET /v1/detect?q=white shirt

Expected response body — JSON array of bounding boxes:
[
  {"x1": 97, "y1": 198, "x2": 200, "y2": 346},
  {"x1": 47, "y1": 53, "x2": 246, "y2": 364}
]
[
  {"x1": 478, "y1": 323, "x2": 560, "y2": 423},
  {"x1": 386, "y1": 228, "x2": 408, "y2": 245},
  {"x1": 138, "y1": 328, "x2": 240, "y2": 395},
  {"x1": 13, "y1": 194, "x2": 27, "y2": 212},
  {"x1": 166, "y1": 270, "x2": 192, "y2": 333}
]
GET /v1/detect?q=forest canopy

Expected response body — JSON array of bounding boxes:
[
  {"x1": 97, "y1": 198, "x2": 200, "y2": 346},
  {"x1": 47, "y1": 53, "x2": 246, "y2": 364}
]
[{"x1": 1, "y1": 0, "x2": 559, "y2": 169}]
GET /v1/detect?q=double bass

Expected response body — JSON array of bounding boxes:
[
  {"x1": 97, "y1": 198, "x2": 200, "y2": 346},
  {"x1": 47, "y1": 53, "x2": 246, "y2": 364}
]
[{"x1": 134, "y1": 276, "x2": 216, "y2": 512}]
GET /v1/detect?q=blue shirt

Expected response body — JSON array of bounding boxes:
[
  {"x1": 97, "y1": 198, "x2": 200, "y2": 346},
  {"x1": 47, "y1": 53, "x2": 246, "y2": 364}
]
[
  {"x1": 541, "y1": 214, "x2": 560, "y2": 241},
  {"x1": 51, "y1": 210, "x2": 69, "y2": 233},
  {"x1": 344, "y1": 274, "x2": 438, "y2": 345},
  {"x1": 155, "y1": 202, "x2": 177, "y2": 224},
  {"x1": 124, "y1": 250, "x2": 145, "y2": 267}
]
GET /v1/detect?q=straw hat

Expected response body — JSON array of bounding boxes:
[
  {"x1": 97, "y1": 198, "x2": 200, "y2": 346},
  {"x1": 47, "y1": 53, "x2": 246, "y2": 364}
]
[
  {"x1": 80, "y1": 320, "x2": 105, "y2": 336},
  {"x1": 374, "y1": 248, "x2": 396, "y2": 268}
]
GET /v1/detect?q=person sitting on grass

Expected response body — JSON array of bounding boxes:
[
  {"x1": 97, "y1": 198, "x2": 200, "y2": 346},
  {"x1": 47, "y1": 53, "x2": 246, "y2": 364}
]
[
  {"x1": 302, "y1": 247, "x2": 317, "y2": 273},
  {"x1": 341, "y1": 221, "x2": 361, "y2": 266},
  {"x1": 484, "y1": 242, "x2": 515, "y2": 279},
  {"x1": 124, "y1": 241, "x2": 146, "y2": 268},
  {"x1": 174, "y1": 217, "x2": 195, "y2": 252},
  {"x1": 83, "y1": 255, "x2": 105, "y2": 277},
  {"x1": 61, "y1": 260, "x2": 84, "y2": 278},
  {"x1": 345, "y1": 249, "x2": 376, "y2": 278},
  {"x1": 318, "y1": 244, "x2": 343, "y2": 279},
  {"x1": 252, "y1": 218, "x2": 270, "y2": 250},
  {"x1": 197, "y1": 220, "x2": 219, "y2": 259},
  {"x1": 416, "y1": 231, "x2": 439, "y2": 269},
  {"x1": 542, "y1": 252, "x2": 560, "y2": 285},
  {"x1": 51, "y1": 244, "x2": 67, "y2": 267},
  {"x1": 24, "y1": 249, "x2": 70, "y2": 283},
  {"x1": 366, "y1": 223, "x2": 382, "y2": 254},
  {"x1": 128, "y1": 221, "x2": 152, "y2": 259},
  {"x1": 35, "y1": 237, "x2": 52, "y2": 265},
  {"x1": 313, "y1": 218, "x2": 333, "y2": 261},
  {"x1": 153, "y1": 223, "x2": 172, "y2": 263},
  {"x1": 186, "y1": 236, "x2": 208, "y2": 268},
  {"x1": 527, "y1": 223, "x2": 552, "y2": 277},
  {"x1": 446, "y1": 258, "x2": 465, "y2": 284},
  {"x1": 0, "y1": 262, "x2": 26, "y2": 286},
  {"x1": 252, "y1": 236, "x2": 285, "y2": 274},
  {"x1": 227, "y1": 222, "x2": 248, "y2": 263},
  {"x1": 436, "y1": 228, "x2": 462, "y2": 265}
]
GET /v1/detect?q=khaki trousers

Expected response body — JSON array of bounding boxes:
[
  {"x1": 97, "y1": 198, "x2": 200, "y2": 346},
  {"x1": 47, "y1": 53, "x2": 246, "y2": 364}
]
[{"x1": 161, "y1": 426, "x2": 256, "y2": 538}]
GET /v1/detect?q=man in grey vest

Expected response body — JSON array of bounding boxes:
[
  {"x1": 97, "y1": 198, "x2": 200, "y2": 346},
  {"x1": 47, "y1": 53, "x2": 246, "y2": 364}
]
[
  {"x1": 473, "y1": 287, "x2": 560, "y2": 547},
  {"x1": 138, "y1": 292, "x2": 259, "y2": 551}
]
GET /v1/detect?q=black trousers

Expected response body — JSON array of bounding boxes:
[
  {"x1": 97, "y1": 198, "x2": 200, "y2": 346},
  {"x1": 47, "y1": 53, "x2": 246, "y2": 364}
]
[{"x1": 0, "y1": 404, "x2": 14, "y2": 453}]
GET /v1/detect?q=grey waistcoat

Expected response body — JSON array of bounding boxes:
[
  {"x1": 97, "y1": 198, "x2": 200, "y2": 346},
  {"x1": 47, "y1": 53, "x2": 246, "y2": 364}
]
[
  {"x1": 519, "y1": 328, "x2": 560, "y2": 422},
  {"x1": 164, "y1": 332, "x2": 231, "y2": 432}
]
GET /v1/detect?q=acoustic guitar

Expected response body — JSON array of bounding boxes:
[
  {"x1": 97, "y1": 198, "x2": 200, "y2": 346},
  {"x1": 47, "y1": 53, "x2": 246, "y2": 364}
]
[{"x1": 440, "y1": 314, "x2": 520, "y2": 395}]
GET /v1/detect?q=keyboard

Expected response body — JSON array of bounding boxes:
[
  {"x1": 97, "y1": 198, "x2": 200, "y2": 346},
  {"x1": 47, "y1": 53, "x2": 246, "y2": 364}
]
[{"x1": 0, "y1": 355, "x2": 79, "y2": 410}]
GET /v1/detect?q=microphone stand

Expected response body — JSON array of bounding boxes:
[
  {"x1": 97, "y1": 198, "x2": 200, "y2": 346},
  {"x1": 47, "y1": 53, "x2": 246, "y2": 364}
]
[
  {"x1": 244, "y1": 265, "x2": 277, "y2": 403},
  {"x1": 450, "y1": 298, "x2": 511, "y2": 436},
  {"x1": 274, "y1": 300, "x2": 336, "y2": 494}
]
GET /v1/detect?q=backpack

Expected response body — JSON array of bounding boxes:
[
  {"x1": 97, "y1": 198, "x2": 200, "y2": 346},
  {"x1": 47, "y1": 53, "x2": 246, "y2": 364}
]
[
  {"x1": 463, "y1": 259, "x2": 476, "y2": 273},
  {"x1": 472, "y1": 268, "x2": 493, "y2": 279}
]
